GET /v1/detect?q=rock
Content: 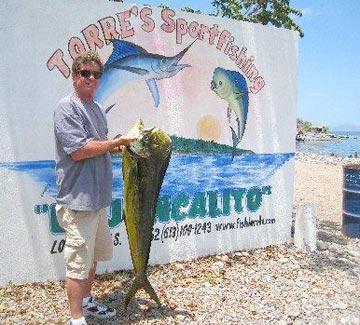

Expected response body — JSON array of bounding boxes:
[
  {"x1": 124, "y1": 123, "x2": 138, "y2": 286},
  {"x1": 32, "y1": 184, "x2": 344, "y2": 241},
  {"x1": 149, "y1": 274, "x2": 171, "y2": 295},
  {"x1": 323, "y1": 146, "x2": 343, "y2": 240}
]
[
  {"x1": 211, "y1": 261, "x2": 225, "y2": 271},
  {"x1": 332, "y1": 302, "x2": 349, "y2": 310},
  {"x1": 288, "y1": 308, "x2": 301, "y2": 317},
  {"x1": 176, "y1": 314, "x2": 186, "y2": 321},
  {"x1": 174, "y1": 263, "x2": 185, "y2": 271},
  {"x1": 346, "y1": 249, "x2": 360, "y2": 259},
  {"x1": 279, "y1": 257, "x2": 289, "y2": 263},
  {"x1": 221, "y1": 255, "x2": 232, "y2": 264},
  {"x1": 317, "y1": 241, "x2": 329, "y2": 251},
  {"x1": 329, "y1": 244, "x2": 342, "y2": 255}
]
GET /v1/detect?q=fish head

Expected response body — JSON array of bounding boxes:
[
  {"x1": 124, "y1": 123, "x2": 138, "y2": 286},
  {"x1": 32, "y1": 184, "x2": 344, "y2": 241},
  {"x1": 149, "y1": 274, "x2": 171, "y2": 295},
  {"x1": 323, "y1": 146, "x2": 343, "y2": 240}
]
[
  {"x1": 151, "y1": 40, "x2": 195, "y2": 79},
  {"x1": 212, "y1": 67, "x2": 249, "y2": 104},
  {"x1": 124, "y1": 120, "x2": 171, "y2": 160},
  {"x1": 164, "y1": 61, "x2": 191, "y2": 75},
  {"x1": 151, "y1": 56, "x2": 190, "y2": 79},
  {"x1": 211, "y1": 67, "x2": 234, "y2": 100}
]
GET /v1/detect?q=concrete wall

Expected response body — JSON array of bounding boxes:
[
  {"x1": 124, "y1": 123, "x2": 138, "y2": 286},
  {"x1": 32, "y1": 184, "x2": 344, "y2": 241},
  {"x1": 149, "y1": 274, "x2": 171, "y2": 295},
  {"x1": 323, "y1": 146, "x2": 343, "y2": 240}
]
[{"x1": 0, "y1": 0, "x2": 298, "y2": 285}]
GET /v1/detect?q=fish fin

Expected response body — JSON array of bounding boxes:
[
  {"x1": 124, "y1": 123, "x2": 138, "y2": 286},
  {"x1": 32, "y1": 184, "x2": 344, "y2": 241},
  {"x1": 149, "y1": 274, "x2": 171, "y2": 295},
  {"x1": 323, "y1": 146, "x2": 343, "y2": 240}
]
[
  {"x1": 105, "y1": 39, "x2": 147, "y2": 66},
  {"x1": 105, "y1": 103, "x2": 116, "y2": 114},
  {"x1": 230, "y1": 126, "x2": 240, "y2": 161},
  {"x1": 234, "y1": 91, "x2": 245, "y2": 100},
  {"x1": 125, "y1": 274, "x2": 161, "y2": 308},
  {"x1": 146, "y1": 79, "x2": 160, "y2": 107},
  {"x1": 236, "y1": 116, "x2": 246, "y2": 139},
  {"x1": 227, "y1": 106, "x2": 231, "y2": 122},
  {"x1": 142, "y1": 275, "x2": 161, "y2": 307},
  {"x1": 110, "y1": 64, "x2": 149, "y2": 75},
  {"x1": 122, "y1": 209, "x2": 127, "y2": 225}
]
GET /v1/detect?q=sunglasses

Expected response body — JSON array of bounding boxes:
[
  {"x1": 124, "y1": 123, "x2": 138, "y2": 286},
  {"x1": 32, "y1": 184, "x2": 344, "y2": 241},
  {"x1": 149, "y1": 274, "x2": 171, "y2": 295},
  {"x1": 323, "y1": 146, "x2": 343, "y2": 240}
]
[{"x1": 78, "y1": 70, "x2": 102, "y2": 80}]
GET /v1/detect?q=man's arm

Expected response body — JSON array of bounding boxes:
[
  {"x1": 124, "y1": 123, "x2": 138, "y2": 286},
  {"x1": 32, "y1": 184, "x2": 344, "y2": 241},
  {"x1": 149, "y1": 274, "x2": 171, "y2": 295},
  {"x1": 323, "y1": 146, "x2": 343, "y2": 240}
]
[{"x1": 70, "y1": 135, "x2": 136, "y2": 162}]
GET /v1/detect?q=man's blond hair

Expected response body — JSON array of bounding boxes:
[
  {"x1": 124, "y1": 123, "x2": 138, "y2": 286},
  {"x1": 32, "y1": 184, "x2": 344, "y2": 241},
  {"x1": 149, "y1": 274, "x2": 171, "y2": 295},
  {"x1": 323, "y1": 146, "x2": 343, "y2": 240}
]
[{"x1": 72, "y1": 51, "x2": 103, "y2": 74}]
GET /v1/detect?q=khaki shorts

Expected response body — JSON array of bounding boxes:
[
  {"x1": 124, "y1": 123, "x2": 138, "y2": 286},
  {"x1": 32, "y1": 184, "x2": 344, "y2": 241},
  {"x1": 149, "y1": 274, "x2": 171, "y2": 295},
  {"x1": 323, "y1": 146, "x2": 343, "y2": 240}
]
[{"x1": 56, "y1": 205, "x2": 113, "y2": 280}]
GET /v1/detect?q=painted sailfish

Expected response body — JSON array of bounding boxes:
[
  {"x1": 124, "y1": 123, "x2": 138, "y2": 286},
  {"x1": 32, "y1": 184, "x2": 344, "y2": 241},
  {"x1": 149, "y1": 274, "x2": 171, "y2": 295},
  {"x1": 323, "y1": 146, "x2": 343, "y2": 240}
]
[
  {"x1": 95, "y1": 39, "x2": 195, "y2": 111},
  {"x1": 122, "y1": 119, "x2": 172, "y2": 308},
  {"x1": 211, "y1": 67, "x2": 249, "y2": 159}
]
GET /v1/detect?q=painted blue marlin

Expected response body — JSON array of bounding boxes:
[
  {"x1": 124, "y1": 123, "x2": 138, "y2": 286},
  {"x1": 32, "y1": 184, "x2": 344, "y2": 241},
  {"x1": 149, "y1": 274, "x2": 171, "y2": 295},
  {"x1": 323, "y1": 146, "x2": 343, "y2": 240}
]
[
  {"x1": 95, "y1": 39, "x2": 195, "y2": 111},
  {"x1": 211, "y1": 67, "x2": 249, "y2": 159}
]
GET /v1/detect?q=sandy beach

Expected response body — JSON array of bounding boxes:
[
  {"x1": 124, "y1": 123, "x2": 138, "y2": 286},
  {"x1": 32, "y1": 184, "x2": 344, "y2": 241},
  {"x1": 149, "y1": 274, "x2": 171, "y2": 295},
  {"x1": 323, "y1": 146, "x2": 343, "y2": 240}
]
[
  {"x1": 295, "y1": 154, "x2": 343, "y2": 224},
  {"x1": 1, "y1": 153, "x2": 360, "y2": 325}
]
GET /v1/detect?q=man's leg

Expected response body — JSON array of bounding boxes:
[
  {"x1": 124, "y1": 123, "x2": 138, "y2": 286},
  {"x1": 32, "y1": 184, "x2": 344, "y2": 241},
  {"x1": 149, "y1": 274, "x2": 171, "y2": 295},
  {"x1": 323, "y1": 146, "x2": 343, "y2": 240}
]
[
  {"x1": 66, "y1": 262, "x2": 97, "y2": 319},
  {"x1": 83, "y1": 262, "x2": 97, "y2": 298},
  {"x1": 82, "y1": 260, "x2": 116, "y2": 319},
  {"x1": 56, "y1": 206, "x2": 98, "y2": 322},
  {"x1": 82, "y1": 211, "x2": 116, "y2": 318},
  {"x1": 66, "y1": 277, "x2": 87, "y2": 319}
]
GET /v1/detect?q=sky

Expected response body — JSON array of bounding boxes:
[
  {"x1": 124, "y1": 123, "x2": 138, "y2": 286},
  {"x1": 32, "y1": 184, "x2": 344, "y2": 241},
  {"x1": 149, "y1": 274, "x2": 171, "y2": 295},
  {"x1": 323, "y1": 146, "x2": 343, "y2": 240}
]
[{"x1": 122, "y1": 0, "x2": 360, "y2": 131}]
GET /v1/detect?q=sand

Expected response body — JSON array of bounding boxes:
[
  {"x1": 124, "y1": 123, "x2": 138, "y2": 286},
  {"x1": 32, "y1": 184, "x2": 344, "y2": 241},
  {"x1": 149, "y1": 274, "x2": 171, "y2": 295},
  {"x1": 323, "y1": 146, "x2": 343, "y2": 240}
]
[{"x1": 294, "y1": 160, "x2": 343, "y2": 223}]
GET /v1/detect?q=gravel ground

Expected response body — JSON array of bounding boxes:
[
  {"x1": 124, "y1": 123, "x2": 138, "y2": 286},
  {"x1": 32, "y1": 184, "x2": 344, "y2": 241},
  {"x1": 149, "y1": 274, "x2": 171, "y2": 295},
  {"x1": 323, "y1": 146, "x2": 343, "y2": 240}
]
[{"x1": 1, "y1": 153, "x2": 359, "y2": 325}]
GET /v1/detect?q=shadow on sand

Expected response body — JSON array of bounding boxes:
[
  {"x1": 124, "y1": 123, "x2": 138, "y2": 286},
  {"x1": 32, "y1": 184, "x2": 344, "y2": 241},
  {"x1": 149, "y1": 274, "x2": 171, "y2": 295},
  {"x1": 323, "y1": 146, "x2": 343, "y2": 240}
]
[
  {"x1": 294, "y1": 219, "x2": 358, "y2": 277},
  {"x1": 87, "y1": 270, "x2": 192, "y2": 325}
]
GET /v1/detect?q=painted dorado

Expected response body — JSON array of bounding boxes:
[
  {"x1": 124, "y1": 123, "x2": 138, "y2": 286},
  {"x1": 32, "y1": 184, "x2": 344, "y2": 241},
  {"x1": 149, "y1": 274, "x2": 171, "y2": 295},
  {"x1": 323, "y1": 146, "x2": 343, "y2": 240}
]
[
  {"x1": 211, "y1": 67, "x2": 249, "y2": 159},
  {"x1": 122, "y1": 119, "x2": 172, "y2": 308}
]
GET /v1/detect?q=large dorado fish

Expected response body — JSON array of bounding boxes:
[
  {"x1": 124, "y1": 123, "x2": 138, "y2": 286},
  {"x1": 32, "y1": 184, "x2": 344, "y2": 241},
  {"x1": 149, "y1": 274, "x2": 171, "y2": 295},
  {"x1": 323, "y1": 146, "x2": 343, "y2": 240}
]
[{"x1": 122, "y1": 119, "x2": 172, "y2": 308}]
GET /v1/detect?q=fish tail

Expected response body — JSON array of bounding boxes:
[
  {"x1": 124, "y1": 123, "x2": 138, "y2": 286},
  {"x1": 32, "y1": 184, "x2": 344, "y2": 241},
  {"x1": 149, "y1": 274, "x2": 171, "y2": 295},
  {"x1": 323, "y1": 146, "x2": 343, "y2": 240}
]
[{"x1": 125, "y1": 273, "x2": 161, "y2": 308}]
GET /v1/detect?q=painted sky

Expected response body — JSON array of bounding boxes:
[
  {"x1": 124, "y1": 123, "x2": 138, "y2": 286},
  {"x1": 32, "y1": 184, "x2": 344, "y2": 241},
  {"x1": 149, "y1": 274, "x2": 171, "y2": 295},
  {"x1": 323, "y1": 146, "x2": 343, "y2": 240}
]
[{"x1": 122, "y1": 0, "x2": 360, "y2": 130}]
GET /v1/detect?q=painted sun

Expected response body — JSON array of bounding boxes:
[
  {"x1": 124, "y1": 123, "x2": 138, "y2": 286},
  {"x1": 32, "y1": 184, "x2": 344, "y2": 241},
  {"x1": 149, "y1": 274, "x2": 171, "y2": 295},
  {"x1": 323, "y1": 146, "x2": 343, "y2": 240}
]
[{"x1": 197, "y1": 114, "x2": 221, "y2": 141}]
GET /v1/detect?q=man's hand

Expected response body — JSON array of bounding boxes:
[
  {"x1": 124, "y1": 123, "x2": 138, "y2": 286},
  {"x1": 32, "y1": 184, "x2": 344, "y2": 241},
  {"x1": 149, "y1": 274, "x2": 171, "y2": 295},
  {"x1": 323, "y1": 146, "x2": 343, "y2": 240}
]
[
  {"x1": 116, "y1": 135, "x2": 137, "y2": 148},
  {"x1": 71, "y1": 136, "x2": 138, "y2": 161}
]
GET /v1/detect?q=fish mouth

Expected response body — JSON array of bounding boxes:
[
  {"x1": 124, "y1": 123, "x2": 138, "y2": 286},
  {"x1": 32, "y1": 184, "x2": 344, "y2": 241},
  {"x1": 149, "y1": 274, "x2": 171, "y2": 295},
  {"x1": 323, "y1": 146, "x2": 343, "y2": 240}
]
[
  {"x1": 164, "y1": 62, "x2": 191, "y2": 74},
  {"x1": 113, "y1": 134, "x2": 143, "y2": 158},
  {"x1": 126, "y1": 127, "x2": 156, "y2": 159},
  {"x1": 210, "y1": 80, "x2": 216, "y2": 90},
  {"x1": 126, "y1": 147, "x2": 144, "y2": 159},
  {"x1": 172, "y1": 62, "x2": 190, "y2": 69}
]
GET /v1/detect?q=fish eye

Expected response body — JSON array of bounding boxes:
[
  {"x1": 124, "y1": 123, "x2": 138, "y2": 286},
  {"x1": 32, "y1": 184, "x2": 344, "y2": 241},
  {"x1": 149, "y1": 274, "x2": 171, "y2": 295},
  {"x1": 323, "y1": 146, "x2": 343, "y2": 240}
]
[{"x1": 219, "y1": 81, "x2": 223, "y2": 86}]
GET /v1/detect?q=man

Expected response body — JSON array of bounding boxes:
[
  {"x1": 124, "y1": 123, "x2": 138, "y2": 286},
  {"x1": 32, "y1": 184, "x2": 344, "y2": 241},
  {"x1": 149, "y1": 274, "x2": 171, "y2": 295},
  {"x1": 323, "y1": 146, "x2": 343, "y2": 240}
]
[{"x1": 54, "y1": 51, "x2": 136, "y2": 325}]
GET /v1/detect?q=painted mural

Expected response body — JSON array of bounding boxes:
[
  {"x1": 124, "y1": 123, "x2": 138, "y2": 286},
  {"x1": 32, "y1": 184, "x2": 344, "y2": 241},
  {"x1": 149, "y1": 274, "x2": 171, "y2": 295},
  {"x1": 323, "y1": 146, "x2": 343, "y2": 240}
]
[{"x1": 0, "y1": 0, "x2": 298, "y2": 285}]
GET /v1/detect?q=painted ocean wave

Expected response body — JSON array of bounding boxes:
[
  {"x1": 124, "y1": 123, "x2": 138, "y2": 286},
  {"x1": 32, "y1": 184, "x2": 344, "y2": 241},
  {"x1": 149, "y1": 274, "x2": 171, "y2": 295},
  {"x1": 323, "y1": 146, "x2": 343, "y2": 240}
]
[{"x1": 0, "y1": 153, "x2": 294, "y2": 198}]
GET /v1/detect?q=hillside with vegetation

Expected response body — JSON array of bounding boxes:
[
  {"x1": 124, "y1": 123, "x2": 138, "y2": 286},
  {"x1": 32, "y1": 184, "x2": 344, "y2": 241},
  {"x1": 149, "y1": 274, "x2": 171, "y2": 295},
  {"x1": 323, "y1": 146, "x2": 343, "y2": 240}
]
[{"x1": 297, "y1": 119, "x2": 329, "y2": 134}]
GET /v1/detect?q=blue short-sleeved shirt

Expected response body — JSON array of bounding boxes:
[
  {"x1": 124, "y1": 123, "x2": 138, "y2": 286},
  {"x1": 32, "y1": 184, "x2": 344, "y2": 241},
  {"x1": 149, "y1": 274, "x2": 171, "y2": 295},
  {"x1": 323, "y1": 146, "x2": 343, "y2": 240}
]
[{"x1": 54, "y1": 93, "x2": 112, "y2": 211}]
